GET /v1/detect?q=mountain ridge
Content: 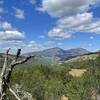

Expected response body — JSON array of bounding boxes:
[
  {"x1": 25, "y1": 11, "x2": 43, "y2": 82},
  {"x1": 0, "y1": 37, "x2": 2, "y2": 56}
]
[
  {"x1": 24, "y1": 47, "x2": 90, "y2": 57},
  {"x1": 0, "y1": 47, "x2": 99, "y2": 65},
  {"x1": 23, "y1": 47, "x2": 90, "y2": 65}
]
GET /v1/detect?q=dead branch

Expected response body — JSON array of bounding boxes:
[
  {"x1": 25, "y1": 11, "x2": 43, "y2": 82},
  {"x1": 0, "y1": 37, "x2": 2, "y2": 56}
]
[
  {"x1": 12, "y1": 56, "x2": 32, "y2": 66},
  {"x1": 9, "y1": 88, "x2": 21, "y2": 100},
  {"x1": 0, "y1": 48, "x2": 10, "y2": 77},
  {"x1": 5, "y1": 55, "x2": 32, "y2": 83},
  {"x1": 15, "y1": 49, "x2": 21, "y2": 61},
  {"x1": 0, "y1": 49, "x2": 33, "y2": 100}
]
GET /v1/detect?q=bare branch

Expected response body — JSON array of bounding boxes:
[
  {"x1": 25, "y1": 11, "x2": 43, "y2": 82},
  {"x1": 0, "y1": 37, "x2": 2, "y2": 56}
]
[
  {"x1": 6, "y1": 48, "x2": 11, "y2": 55},
  {"x1": 0, "y1": 49, "x2": 33, "y2": 100},
  {"x1": 5, "y1": 56, "x2": 33, "y2": 83},
  {"x1": 0, "y1": 48, "x2": 10, "y2": 77},
  {"x1": 9, "y1": 88, "x2": 21, "y2": 100},
  {"x1": 4, "y1": 79, "x2": 21, "y2": 100},
  {"x1": 15, "y1": 49, "x2": 21, "y2": 61},
  {"x1": 12, "y1": 56, "x2": 33, "y2": 66}
]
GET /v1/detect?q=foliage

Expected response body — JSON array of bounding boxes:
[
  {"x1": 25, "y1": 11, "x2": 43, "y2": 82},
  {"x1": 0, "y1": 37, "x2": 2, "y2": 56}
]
[{"x1": 4, "y1": 53, "x2": 100, "y2": 100}]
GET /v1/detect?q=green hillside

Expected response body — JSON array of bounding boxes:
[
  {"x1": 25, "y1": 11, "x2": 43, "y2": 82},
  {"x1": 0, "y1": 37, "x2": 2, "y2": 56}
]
[
  {"x1": 64, "y1": 52, "x2": 98, "y2": 63},
  {"x1": 4, "y1": 52, "x2": 100, "y2": 100}
]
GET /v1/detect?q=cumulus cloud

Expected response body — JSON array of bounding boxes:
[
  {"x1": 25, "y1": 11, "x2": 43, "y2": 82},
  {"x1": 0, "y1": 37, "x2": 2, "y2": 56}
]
[
  {"x1": 49, "y1": 13, "x2": 100, "y2": 39},
  {"x1": 38, "y1": 0, "x2": 96, "y2": 18},
  {"x1": 0, "y1": 39, "x2": 45, "y2": 53},
  {"x1": 0, "y1": 22, "x2": 24, "y2": 41},
  {"x1": 0, "y1": 40, "x2": 26, "y2": 54},
  {"x1": 0, "y1": 30, "x2": 24, "y2": 41},
  {"x1": 25, "y1": 40, "x2": 62, "y2": 52},
  {"x1": 0, "y1": 21, "x2": 44, "y2": 53},
  {"x1": 38, "y1": 0, "x2": 100, "y2": 39},
  {"x1": 0, "y1": 22, "x2": 25, "y2": 53},
  {"x1": 0, "y1": 21, "x2": 25, "y2": 53},
  {"x1": 14, "y1": 8, "x2": 25, "y2": 19},
  {"x1": 27, "y1": 41, "x2": 45, "y2": 51},
  {"x1": 48, "y1": 28, "x2": 72, "y2": 39},
  {"x1": 0, "y1": 41, "x2": 25, "y2": 47},
  {"x1": 0, "y1": 22, "x2": 13, "y2": 30}
]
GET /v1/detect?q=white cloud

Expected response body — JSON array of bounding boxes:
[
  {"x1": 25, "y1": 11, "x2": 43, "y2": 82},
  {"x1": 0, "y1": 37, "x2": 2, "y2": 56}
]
[
  {"x1": 26, "y1": 40, "x2": 63, "y2": 52},
  {"x1": 49, "y1": 13, "x2": 100, "y2": 39},
  {"x1": 57, "y1": 13, "x2": 93, "y2": 30},
  {"x1": 27, "y1": 41, "x2": 45, "y2": 52},
  {"x1": 0, "y1": 30, "x2": 24, "y2": 41},
  {"x1": 48, "y1": 27, "x2": 72, "y2": 39},
  {"x1": 0, "y1": 40, "x2": 25, "y2": 46},
  {"x1": 0, "y1": 40, "x2": 26, "y2": 54},
  {"x1": 0, "y1": 22, "x2": 13, "y2": 30},
  {"x1": 14, "y1": 8, "x2": 25, "y2": 19},
  {"x1": 0, "y1": 21, "x2": 25, "y2": 53},
  {"x1": 0, "y1": 21, "x2": 24, "y2": 41},
  {"x1": 0, "y1": 21, "x2": 44, "y2": 53},
  {"x1": 39, "y1": 0, "x2": 100, "y2": 39},
  {"x1": 38, "y1": 0, "x2": 96, "y2": 18}
]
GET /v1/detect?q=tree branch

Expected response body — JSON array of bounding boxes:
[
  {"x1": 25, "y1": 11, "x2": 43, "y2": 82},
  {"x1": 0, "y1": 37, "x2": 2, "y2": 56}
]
[
  {"x1": 12, "y1": 56, "x2": 33, "y2": 66},
  {"x1": 0, "y1": 49, "x2": 33, "y2": 100},
  {"x1": 15, "y1": 49, "x2": 21, "y2": 61},
  {"x1": 5, "y1": 55, "x2": 33, "y2": 83},
  {"x1": 0, "y1": 48, "x2": 10, "y2": 77},
  {"x1": 9, "y1": 87, "x2": 21, "y2": 100}
]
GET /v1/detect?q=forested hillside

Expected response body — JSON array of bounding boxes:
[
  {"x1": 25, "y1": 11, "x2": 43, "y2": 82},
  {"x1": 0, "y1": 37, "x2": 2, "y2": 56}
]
[{"x1": 3, "y1": 52, "x2": 100, "y2": 100}]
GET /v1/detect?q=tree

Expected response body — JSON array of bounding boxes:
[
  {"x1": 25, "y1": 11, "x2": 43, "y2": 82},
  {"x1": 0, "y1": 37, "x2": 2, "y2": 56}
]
[{"x1": 0, "y1": 49, "x2": 32, "y2": 100}]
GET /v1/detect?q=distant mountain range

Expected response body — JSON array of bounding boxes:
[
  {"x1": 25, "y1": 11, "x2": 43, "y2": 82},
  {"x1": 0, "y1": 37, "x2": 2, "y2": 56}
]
[
  {"x1": 0, "y1": 47, "x2": 99, "y2": 65},
  {"x1": 24, "y1": 47, "x2": 90, "y2": 65},
  {"x1": 25, "y1": 47, "x2": 90, "y2": 58}
]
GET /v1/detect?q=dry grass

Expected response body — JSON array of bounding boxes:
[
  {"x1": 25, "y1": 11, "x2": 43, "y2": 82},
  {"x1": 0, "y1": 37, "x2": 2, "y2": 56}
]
[
  {"x1": 69, "y1": 69, "x2": 87, "y2": 77},
  {"x1": 61, "y1": 95, "x2": 69, "y2": 100}
]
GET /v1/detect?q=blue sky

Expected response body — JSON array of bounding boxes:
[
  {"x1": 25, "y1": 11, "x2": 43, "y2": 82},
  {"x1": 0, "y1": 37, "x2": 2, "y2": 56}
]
[{"x1": 0, "y1": 0, "x2": 100, "y2": 53}]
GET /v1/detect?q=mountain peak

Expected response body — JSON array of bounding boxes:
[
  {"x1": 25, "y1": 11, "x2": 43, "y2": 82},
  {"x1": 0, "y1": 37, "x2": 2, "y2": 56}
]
[
  {"x1": 24, "y1": 47, "x2": 90, "y2": 58},
  {"x1": 23, "y1": 47, "x2": 91, "y2": 64},
  {"x1": 45, "y1": 47, "x2": 64, "y2": 51}
]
